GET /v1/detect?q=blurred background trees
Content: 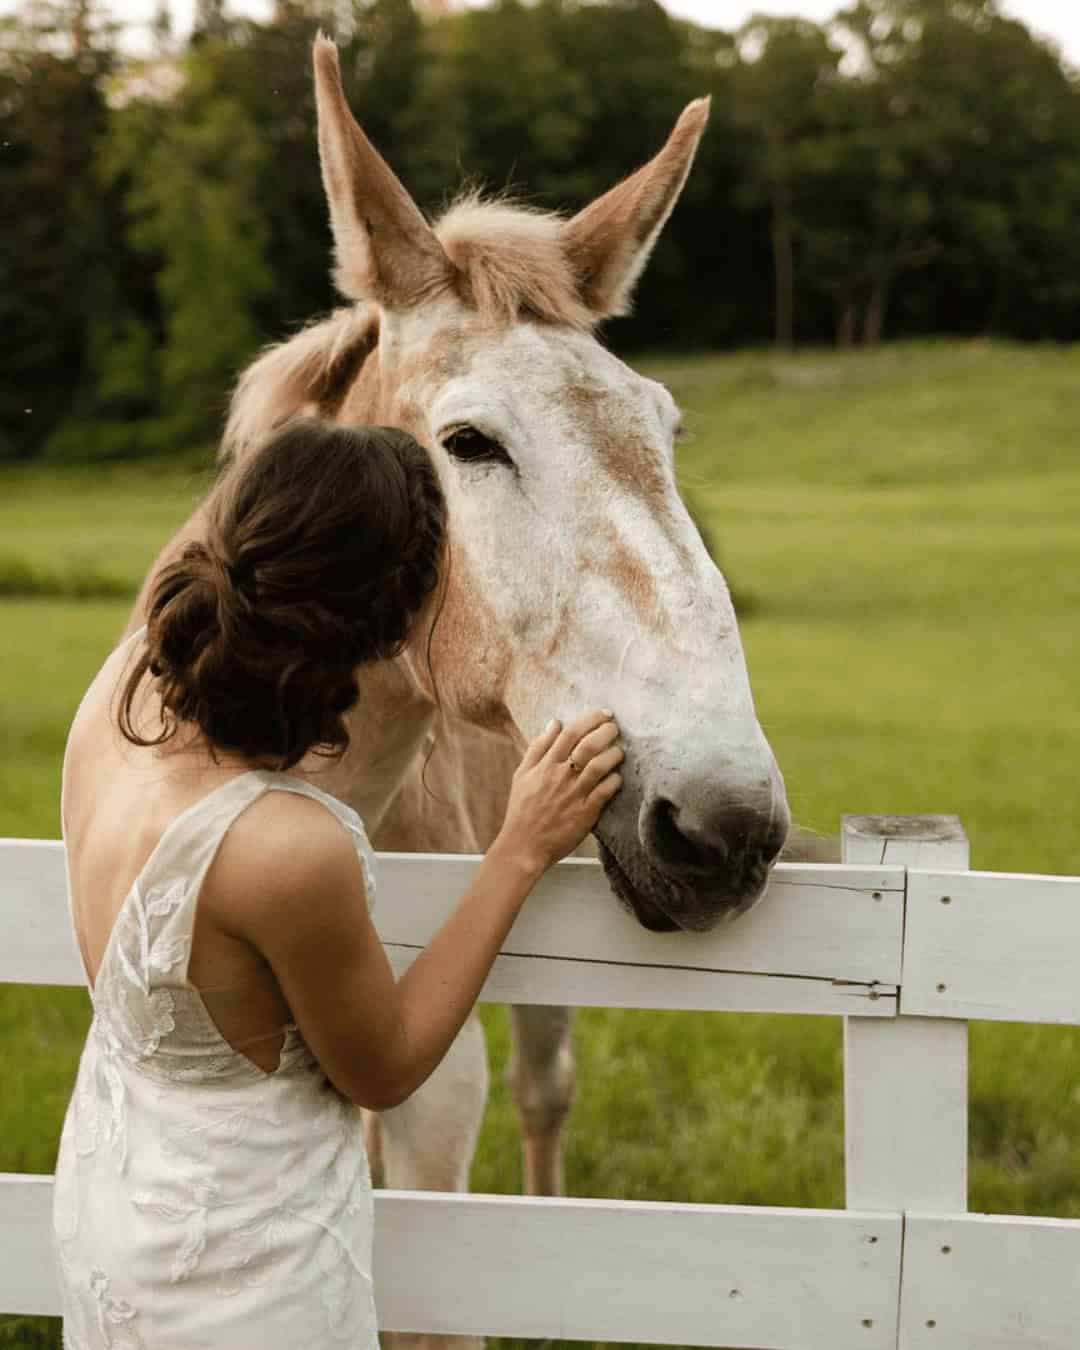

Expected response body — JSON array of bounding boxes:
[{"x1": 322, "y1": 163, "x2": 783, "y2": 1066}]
[{"x1": 3, "y1": 0, "x2": 1080, "y2": 460}]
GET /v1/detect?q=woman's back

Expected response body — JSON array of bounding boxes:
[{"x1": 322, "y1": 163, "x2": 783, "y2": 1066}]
[
  {"x1": 64, "y1": 635, "x2": 335, "y2": 1071},
  {"x1": 56, "y1": 638, "x2": 380, "y2": 1350}
]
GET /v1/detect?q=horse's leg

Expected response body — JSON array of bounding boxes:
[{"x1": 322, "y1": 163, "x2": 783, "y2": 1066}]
[
  {"x1": 375, "y1": 1011, "x2": 489, "y2": 1191},
  {"x1": 507, "y1": 1004, "x2": 576, "y2": 1196},
  {"x1": 503, "y1": 830, "x2": 594, "y2": 1198},
  {"x1": 374, "y1": 1011, "x2": 488, "y2": 1350}
]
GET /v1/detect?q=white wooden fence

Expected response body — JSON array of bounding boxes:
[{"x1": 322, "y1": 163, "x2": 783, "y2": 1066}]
[{"x1": 2, "y1": 813, "x2": 1079, "y2": 1348}]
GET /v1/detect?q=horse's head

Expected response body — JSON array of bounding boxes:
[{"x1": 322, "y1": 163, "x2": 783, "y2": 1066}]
[{"x1": 231, "y1": 36, "x2": 789, "y2": 931}]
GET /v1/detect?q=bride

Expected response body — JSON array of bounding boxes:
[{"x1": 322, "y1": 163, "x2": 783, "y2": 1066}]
[{"x1": 53, "y1": 418, "x2": 622, "y2": 1349}]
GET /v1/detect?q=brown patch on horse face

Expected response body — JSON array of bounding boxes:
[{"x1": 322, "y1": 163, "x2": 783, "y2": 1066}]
[
  {"x1": 587, "y1": 520, "x2": 669, "y2": 635},
  {"x1": 394, "y1": 323, "x2": 474, "y2": 393},
  {"x1": 560, "y1": 380, "x2": 670, "y2": 509}
]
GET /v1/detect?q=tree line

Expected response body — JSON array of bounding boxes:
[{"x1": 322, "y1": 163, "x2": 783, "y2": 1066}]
[{"x1": 4, "y1": 0, "x2": 1080, "y2": 461}]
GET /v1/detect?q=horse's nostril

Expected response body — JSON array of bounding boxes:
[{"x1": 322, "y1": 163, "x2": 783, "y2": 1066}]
[
  {"x1": 648, "y1": 798, "x2": 730, "y2": 873},
  {"x1": 644, "y1": 792, "x2": 787, "y2": 881}
]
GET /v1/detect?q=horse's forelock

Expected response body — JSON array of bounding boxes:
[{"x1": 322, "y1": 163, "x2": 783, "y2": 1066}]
[{"x1": 434, "y1": 195, "x2": 595, "y2": 332}]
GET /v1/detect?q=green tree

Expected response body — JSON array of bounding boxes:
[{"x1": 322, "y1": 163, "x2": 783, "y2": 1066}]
[
  {"x1": 730, "y1": 17, "x2": 842, "y2": 348},
  {"x1": 443, "y1": 0, "x2": 594, "y2": 203},
  {"x1": 834, "y1": 0, "x2": 1080, "y2": 339},
  {"x1": 122, "y1": 54, "x2": 271, "y2": 446},
  {"x1": 206, "y1": 11, "x2": 334, "y2": 332},
  {"x1": 0, "y1": 3, "x2": 114, "y2": 457},
  {"x1": 792, "y1": 68, "x2": 937, "y2": 344}
]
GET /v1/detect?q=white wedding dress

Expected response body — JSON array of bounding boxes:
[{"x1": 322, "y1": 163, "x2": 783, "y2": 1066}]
[{"x1": 53, "y1": 769, "x2": 380, "y2": 1349}]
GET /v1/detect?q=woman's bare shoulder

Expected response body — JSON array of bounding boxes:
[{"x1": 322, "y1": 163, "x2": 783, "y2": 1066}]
[{"x1": 206, "y1": 789, "x2": 369, "y2": 944}]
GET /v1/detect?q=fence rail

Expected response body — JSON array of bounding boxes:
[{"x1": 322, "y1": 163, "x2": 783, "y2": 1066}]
[
  {"x1": 3, "y1": 815, "x2": 1080, "y2": 1348},
  {"x1": 0, "y1": 841, "x2": 905, "y2": 1014},
  {"x1": 903, "y1": 867, "x2": 1080, "y2": 1023}
]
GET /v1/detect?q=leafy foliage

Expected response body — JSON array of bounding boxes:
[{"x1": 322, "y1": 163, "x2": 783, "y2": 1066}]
[
  {"x1": 5, "y1": 0, "x2": 1080, "y2": 459},
  {"x1": 0, "y1": 46, "x2": 112, "y2": 457}
]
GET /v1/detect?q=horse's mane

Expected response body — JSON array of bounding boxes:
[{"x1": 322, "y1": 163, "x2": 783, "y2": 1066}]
[
  {"x1": 223, "y1": 195, "x2": 593, "y2": 459},
  {"x1": 223, "y1": 304, "x2": 378, "y2": 460}
]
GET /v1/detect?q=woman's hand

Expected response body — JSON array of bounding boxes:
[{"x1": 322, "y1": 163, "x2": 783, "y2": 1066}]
[{"x1": 495, "y1": 710, "x2": 624, "y2": 877}]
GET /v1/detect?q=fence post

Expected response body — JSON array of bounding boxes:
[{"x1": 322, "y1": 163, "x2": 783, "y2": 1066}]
[{"x1": 842, "y1": 816, "x2": 968, "y2": 1215}]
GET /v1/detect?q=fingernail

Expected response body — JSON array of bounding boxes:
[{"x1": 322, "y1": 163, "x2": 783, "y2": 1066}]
[
  {"x1": 601, "y1": 708, "x2": 614, "y2": 718},
  {"x1": 545, "y1": 718, "x2": 558, "y2": 733}
]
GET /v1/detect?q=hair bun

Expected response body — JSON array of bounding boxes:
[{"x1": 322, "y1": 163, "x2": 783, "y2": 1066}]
[{"x1": 121, "y1": 422, "x2": 446, "y2": 770}]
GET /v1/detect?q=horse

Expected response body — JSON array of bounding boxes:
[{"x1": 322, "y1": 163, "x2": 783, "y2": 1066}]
[{"x1": 132, "y1": 35, "x2": 791, "y2": 1346}]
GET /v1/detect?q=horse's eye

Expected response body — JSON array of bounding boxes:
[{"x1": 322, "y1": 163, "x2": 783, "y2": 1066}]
[{"x1": 441, "y1": 426, "x2": 513, "y2": 467}]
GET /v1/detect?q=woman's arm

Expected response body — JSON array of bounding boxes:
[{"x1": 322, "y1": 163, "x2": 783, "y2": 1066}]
[{"x1": 214, "y1": 710, "x2": 622, "y2": 1109}]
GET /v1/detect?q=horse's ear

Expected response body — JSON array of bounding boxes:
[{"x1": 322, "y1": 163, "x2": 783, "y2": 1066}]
[
  {"x1": 313, "y1": 34, "x2": 451, "y2": 308},
  {"x1": 564, "y1": 98, "x2": 710, "y2": 320}
]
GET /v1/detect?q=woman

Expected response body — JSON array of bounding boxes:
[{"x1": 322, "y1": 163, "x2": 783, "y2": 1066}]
[{"x1": 54, "y1": 420, "x2": 623, "y2": 1350}]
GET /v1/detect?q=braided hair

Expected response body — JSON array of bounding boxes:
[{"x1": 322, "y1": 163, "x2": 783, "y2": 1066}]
[{"x1": 119, "y1": 421, "x2": 446, "y2": 770}]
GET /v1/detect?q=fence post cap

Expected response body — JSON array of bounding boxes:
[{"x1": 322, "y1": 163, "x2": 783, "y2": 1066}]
[{"x1": 842, "y1": 814, "x2": 967, "y2": 845}]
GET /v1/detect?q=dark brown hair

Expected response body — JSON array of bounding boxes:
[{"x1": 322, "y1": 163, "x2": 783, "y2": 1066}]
[{"x1": 119, "y1": 421, "x2": 446, "y2": 770}]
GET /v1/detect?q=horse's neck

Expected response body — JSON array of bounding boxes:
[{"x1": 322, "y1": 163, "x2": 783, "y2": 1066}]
[
  {"x1": 309, "y1": 653, "x2": 433, "y2": 825},
  {"x1": 321, "y1": 711, "x2": 519, "y2": 855},
  {"x1": 369, "y1": 716, "x2": 597, "y2": 860},
  {"x1": 371, "y1": 718, "x2": 521, "y2": 854}
]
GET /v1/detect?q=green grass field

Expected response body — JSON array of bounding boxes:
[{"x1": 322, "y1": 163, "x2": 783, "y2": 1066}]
[{"x1": 2, "y1": 340, "x2": 1078, "y2": 1348}]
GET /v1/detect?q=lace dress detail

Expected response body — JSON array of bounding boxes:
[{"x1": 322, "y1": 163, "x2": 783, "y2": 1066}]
[{"x1": 53, "y1": 771, "x2": 380, "y2": 1350}]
